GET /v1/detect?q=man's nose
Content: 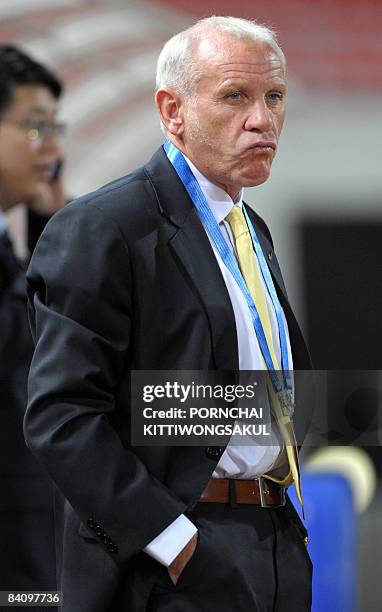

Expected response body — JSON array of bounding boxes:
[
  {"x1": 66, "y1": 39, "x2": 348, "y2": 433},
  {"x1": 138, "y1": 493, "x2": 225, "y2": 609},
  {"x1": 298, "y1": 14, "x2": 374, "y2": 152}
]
[
  {"x1": 244, "y1": 100, "x2": 273, "y2": 133},
  {"x1": 40, "y1": 131, "x2": 62, "y2": 156}
]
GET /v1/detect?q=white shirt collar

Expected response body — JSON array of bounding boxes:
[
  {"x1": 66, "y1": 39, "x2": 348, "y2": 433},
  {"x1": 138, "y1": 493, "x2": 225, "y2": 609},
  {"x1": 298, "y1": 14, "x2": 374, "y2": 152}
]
[{"x1": 183, "y1": 154, "x2": 244, "y2": 225}]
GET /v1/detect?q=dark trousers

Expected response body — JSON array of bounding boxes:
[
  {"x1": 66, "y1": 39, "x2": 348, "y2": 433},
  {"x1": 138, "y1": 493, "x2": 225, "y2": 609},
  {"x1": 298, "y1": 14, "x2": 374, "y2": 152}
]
[{"x1": 147, "y1": 501, "x2": 312, "y2": 612}]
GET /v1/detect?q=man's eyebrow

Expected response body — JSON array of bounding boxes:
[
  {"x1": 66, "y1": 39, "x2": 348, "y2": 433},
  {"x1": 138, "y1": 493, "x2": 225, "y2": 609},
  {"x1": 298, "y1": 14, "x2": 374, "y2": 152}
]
[
  {"x1": 217, "y1": 75, "x2": 286, "y2": 89},
  {"x1": 25, "y1": 105, "x2": 57, "y2": 115}
]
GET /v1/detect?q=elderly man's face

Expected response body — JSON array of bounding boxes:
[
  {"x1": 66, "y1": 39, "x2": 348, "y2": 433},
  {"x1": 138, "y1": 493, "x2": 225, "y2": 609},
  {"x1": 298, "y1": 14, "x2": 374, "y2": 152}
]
[{"x1": 180, "y1": 36, "x2": 286, "y2": 199}]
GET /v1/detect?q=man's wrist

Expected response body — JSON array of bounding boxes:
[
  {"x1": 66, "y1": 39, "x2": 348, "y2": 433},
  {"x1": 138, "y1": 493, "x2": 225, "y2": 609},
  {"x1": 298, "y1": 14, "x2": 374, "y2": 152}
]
[{"x1": 168, "y1": 532, "x2": 198, "y2": 585}]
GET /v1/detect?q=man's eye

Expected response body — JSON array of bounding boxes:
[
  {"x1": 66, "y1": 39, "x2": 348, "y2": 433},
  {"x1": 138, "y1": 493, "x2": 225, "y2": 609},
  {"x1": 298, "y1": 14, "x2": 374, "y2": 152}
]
[
  {"x1": 22, "y1": 120, "x2": 43, "y2": 131},
  {"x1": 267, "y1": 91, "x2": 284, "y2": 102},
  {"x1": 227, "y1": 91, "x2": 242, "y2": 100}
]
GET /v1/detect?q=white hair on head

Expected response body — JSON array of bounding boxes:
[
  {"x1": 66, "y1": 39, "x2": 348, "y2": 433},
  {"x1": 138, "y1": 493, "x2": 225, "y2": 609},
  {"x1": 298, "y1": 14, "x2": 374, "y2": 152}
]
[{"x1": 156, "y1": 15, "x2": 286, "y2": 96}]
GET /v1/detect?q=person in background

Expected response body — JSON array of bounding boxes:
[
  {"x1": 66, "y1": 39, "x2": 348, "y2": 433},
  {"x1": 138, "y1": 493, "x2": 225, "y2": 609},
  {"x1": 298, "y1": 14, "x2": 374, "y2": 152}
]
[{"x1": 0, "y1": 45, "x2": 66, "y2": 595}]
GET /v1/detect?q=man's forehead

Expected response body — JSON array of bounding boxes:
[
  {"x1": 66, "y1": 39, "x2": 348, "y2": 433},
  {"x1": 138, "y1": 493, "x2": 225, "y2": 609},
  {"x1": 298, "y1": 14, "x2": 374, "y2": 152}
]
[
  {"x1": 192, "y1": 38, "x2": 284, "y2": 86},
  {"x1": 195, "y1": 34, "x2": 281, "y2": 69},
  {"x1": 9, "y1": 84, "x2": 57, "y2": 114},
  {"x1": 192, "y1": 44, "x2": 284, "y2": 90}
]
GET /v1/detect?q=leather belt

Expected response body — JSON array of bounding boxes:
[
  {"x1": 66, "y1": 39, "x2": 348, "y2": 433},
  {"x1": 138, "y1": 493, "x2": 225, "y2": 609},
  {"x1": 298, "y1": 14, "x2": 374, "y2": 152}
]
[{"x1": 199, "y1": 477, "x2": 286, "y2": 507}]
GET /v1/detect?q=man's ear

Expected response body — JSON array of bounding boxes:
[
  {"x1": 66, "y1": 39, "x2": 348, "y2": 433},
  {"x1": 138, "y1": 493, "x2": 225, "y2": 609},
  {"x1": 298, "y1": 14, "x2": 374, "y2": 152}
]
[{"x1": 155, "y1": 88, "x2": 184, "y2": 136}]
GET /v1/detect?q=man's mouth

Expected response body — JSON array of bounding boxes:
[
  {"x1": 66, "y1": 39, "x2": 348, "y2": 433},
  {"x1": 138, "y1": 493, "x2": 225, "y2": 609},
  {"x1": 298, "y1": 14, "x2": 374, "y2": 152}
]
[{"x1": 251, "y1": 141, "x2": 276, "y2": 153}]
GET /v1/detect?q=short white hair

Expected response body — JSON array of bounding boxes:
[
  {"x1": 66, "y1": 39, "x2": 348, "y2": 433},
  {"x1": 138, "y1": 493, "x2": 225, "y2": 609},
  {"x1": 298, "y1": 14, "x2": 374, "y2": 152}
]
[{"x1": 156, "y1": 15, "x2": 286, "y2": 96}]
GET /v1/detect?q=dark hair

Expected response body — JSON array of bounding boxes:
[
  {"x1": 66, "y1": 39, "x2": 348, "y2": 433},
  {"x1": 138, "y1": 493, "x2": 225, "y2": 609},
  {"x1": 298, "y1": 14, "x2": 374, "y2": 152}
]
[{"x1": 0, "y1": 45, "x2": 63, "y2": 117}]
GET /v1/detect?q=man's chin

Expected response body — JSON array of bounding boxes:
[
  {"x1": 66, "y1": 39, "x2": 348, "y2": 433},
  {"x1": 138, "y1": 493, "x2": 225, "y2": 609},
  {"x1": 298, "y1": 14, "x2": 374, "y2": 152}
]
[{"x1": 240, "y1": 171, "x2": 271, "y2": 188}]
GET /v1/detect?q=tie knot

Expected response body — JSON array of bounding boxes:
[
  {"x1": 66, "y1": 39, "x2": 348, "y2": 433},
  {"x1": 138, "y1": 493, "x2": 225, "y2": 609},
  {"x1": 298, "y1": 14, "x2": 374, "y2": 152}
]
[{"x1": 226, "y1": 205, "x2": 248, "y2": 241}]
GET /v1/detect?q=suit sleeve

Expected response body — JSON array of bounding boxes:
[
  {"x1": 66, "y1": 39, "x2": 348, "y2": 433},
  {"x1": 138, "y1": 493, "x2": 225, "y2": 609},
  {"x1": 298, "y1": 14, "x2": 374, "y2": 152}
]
[{"x1": 24, "y1": 199, "x2": 186, "y2": 566}]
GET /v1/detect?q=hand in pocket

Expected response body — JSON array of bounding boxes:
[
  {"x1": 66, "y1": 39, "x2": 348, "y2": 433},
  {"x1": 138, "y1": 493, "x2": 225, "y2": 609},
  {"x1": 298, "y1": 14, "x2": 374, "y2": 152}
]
[{"x1": 167, "y1": 532, "x2": 199, "y2": 585}]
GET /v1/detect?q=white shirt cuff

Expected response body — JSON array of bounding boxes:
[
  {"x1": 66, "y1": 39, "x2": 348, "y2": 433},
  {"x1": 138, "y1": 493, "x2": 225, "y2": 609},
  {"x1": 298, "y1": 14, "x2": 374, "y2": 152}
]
[{"x1": 143, "y1": 514, "x2": 197, "y2": 567}]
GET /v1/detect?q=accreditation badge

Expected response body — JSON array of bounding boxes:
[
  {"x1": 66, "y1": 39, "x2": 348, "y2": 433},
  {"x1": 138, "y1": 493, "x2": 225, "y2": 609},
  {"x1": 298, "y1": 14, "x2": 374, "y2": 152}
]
[{"x1": 277, "y1": 387, "x2": 295, "y2": 419}]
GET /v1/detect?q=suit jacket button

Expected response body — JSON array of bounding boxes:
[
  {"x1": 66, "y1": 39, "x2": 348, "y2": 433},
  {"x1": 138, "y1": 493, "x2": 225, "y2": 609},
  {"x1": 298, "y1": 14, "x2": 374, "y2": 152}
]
[
  {"x1": 87, "y1": 518, "x2": 96, "y2": 529},
  {"x1": 205, "y1": 446, "x2": 222, "y2": 460},
  {"x1": 107, "y1": 543, "x2": 118, "y2": 553}
]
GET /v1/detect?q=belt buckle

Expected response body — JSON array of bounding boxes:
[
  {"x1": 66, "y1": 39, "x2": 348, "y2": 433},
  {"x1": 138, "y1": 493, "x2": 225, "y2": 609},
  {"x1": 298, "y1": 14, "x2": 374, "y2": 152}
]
[{"x1": 257, "y1": 477, "x2": 286, "y2": 508}]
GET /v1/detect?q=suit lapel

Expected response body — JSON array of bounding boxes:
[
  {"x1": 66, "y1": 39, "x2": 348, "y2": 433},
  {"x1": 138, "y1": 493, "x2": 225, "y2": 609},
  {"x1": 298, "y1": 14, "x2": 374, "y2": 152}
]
[{"x1": 144, "y1": 147, "x2": 239, "y2": 370}]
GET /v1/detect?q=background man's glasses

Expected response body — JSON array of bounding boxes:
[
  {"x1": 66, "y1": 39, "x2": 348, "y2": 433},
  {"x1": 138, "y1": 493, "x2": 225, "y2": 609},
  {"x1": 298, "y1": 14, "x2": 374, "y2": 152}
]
[{"x1": 1, "y1": 119, "x2": 67, "y2": 145}]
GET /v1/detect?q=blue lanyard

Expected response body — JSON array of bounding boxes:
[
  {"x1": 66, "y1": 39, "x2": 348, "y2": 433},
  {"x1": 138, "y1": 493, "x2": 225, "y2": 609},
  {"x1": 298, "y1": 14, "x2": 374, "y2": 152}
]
[{"x1": 164, "y1": 140, "x2": 292, "y2": 394}]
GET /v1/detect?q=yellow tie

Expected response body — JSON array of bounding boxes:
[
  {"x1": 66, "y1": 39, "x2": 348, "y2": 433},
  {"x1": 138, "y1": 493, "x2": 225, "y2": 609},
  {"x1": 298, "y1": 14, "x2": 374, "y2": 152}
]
[{"x1": 226, "y1": 205, "x2": 303, "y2": 506}]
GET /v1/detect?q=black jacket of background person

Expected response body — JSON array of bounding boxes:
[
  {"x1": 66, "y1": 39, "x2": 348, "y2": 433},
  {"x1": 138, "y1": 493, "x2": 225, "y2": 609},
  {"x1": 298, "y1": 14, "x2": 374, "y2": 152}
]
[
  {"x1": 25, "y1": 146, "x2": 313, "y2": 612},
  {"x1": 0, "y1": 210, "x2": 56, "y2": 594}
]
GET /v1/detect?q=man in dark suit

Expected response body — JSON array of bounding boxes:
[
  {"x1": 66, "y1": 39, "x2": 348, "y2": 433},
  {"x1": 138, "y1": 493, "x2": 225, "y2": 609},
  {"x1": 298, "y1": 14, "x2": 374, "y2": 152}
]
[
  {"x1": 25, "y1": 16, "x2": 313, "y2": 612},
  {"x1": 0, "y1": 45, "x2": 65, "y2": 597}
]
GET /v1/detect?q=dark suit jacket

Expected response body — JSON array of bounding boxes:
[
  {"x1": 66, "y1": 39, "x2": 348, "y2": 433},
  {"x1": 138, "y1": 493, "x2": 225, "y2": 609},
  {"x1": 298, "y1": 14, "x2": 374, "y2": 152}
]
[
  {"x1": 0, "y1": 217, "x2": 56, "y2": 597},
  {"x1": 25, "y1": 147, "x2": 312, "y2": 611}
]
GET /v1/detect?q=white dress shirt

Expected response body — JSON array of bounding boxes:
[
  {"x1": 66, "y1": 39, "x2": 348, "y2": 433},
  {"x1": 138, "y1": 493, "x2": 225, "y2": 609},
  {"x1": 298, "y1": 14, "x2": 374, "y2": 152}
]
[{"x1": 144, "y1": 153, "x2": 293, "y2": 566}]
